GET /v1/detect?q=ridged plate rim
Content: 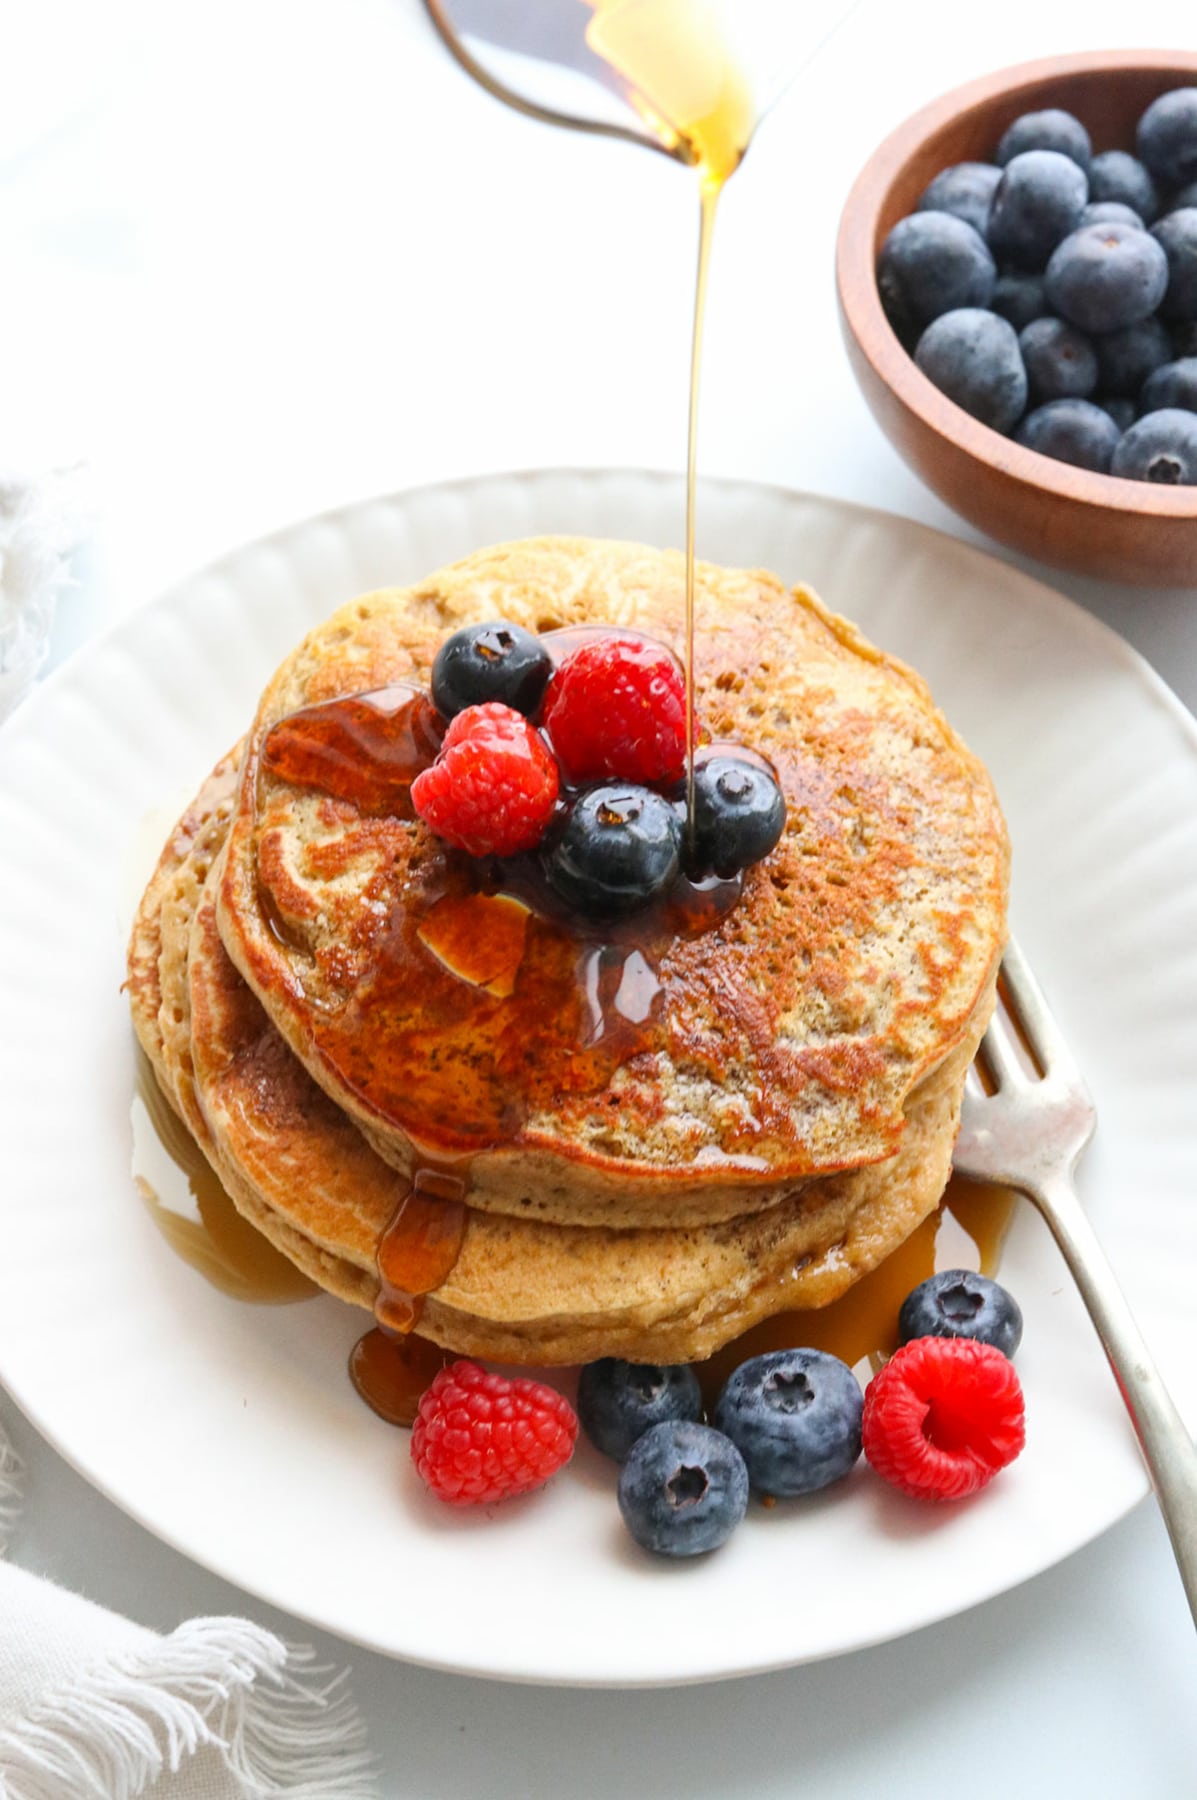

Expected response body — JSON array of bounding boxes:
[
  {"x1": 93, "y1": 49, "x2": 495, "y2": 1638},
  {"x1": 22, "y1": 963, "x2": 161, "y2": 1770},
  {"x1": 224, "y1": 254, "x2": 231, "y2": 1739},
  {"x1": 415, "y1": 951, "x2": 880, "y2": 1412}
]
[{"x1": 0, "y1": 468, "x2": 1194, "y2": 1686}]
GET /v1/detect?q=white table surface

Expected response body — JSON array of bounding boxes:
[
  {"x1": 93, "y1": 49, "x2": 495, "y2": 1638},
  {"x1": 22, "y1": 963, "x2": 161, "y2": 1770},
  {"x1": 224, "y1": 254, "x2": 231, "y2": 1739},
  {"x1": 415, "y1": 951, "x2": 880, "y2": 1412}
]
[{"x1": 4, "y1": 1, "x2": 1196, "y2": 1793}]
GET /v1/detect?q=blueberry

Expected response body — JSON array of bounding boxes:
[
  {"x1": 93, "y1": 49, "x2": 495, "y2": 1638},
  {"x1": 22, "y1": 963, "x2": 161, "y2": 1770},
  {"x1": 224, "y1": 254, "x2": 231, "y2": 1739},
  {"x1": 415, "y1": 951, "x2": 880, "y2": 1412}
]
[
  {"x1": 430, "y1": 620, "x2": 551, "y2": 721},
  {"x1": 1016, "y1": 399, "x2": 1121, "y2": 472},
  {"x1": 684, "y1": 749, "x2": 785, "y2": 880},
  {"x1": 1088, "y1": 149, "x2": 1160, "y2": 223},
  {"x1": 1140, "y1": 357, "x2": 1197, "y2": 413},
  {"x1": 617, "y1": 1421, "x2": 748, "y2": 1557},
  {"x1": 898, "y1": 1269, "x2": 1024, "y2": 1359},
  {"x1": 1096, "y1": 395, "x2": 1137, "y2": 432},
  {"x1": 990, "y1": 269, "x2": 1050, "y2": 330},
  {"x1": 713, "y1": 1350, "x2": 863, "y2": 1499},
  {"x1": 1018, "y1": 316, "x2": 1097, "y2": 400},
  {"x1": 916, "y1": 162, "x2": 1002, "y2": 236},
  {"x1": 1150, "y1": 208, "x2": 1197, "y2": 320},
  {"x1": 577, "y1": 1360, "x2": 702, "y2": 1463},
  {"x1": 987, "y1": 150, "x2": 1089, "y2": 272},
  {"x1": 543, "y1": 783, "x2": 680, "y2": 916},
  {"x1": 1044, "y1": 222, "x2": 1168, "y2": 332},
  {"x1": 1172, "y1": 181, "x2": 1197, "y2": 213},
  {"x1": 877, "y1": 212, "x2": 996, "y2": 342},
  {"x1": 1094, "y1": 315, "x2": 1173, "y2": 396},
  {"x1": 914, "y1": 308, "x2": 1027, "y2": 433},
  {"x1": 996, "y1": 108, "x2": 1091, "y2": 174},
  {"x1": 1111, "y1": 408, "x2": 1197, "y2": 483},
  {"x1": 1081, "y1": 201, "x2": 1144, "y2": 230},
  {"x1": 1137, "y1": 87, "x2": 1197, "y2": 189}
]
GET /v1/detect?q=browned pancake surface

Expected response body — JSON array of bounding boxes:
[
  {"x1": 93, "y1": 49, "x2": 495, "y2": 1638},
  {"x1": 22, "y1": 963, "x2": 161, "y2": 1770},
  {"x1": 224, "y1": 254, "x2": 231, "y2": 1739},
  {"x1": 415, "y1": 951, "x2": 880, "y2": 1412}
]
[
  {"x1": 216, "y1": 539, "x2": 1008, "y2": 1225},
  {"x1": 180, "y1": 802, "x2": 992, "y2": 1362}
]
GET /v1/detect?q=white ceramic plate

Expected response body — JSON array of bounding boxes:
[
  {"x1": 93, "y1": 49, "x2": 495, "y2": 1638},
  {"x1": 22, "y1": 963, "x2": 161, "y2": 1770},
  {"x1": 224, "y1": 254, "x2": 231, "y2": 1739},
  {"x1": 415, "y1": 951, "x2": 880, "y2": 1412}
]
[{"x1": 1, "y1": 471, "x2": 1195, "y2": 1686}]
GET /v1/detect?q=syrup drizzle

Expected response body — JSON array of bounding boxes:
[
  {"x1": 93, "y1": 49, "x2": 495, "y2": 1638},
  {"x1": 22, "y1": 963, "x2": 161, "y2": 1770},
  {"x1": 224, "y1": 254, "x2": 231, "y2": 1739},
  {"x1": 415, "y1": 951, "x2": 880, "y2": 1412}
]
[
  {"x1": 260, "y1": 683, "x2": 444, "y2": 818},
  {"x1": 257, "y1": 652, "x2": 746, "y2": 1411},
  {"x1": 132, "y1": 1056, "x2": 317, "y2": 1305}
]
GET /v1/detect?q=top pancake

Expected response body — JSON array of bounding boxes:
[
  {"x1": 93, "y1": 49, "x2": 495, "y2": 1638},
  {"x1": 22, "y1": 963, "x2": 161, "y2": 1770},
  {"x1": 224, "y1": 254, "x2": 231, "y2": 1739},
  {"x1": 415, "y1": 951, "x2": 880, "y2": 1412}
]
[{"x1": 217, "y1": 537, "x2": 1008, "y2": 1225}]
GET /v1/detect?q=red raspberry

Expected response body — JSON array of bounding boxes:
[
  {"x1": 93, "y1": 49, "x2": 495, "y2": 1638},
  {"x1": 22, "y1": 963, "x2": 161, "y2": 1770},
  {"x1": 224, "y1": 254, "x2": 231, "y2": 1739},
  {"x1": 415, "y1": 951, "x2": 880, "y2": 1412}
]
[
  {"x1": 410, "y1": 702, "x2": 559, "y2": 856},
  {"x1": 541, "y1": 634, "x2": 691, "y2": 786},
  {"x1": 411, "y1": 1360, "x2": 578, "y2": 1506},
  {"x1": 862, "y1": 1337, "x2": 1025, "y2": 1502}
]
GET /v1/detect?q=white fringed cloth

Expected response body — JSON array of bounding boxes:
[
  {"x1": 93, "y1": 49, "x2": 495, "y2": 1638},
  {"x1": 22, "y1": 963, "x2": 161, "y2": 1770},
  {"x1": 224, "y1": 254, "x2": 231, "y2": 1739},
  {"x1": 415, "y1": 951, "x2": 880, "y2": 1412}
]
[
  {"x1": 0, "y1": 480, "x2": 378, "y2": 1799},
  {"x1": 0, "y1": 471, "x2": 82, "y2": 724}
]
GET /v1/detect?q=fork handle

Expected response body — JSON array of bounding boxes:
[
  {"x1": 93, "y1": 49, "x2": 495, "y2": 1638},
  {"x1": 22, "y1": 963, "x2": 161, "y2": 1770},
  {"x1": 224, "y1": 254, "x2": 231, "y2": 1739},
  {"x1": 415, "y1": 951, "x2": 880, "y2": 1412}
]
[{"x1": 1032, "y1": 1168, "x2": 1197, "y2": 1629}]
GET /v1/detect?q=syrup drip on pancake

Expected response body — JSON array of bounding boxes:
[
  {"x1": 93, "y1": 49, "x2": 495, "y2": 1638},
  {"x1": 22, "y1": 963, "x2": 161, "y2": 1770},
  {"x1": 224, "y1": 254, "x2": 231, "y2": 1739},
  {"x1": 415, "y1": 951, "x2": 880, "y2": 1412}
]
[
  {"x1": 260, "y1": 683, "x2": 444, "y2": 819},
  {"x1": 259, "y1": 667, "x2": 746, "y2": 1400},
  {"x1": 375, "y1": 1162, "x2": 470, "y2": 1333}
]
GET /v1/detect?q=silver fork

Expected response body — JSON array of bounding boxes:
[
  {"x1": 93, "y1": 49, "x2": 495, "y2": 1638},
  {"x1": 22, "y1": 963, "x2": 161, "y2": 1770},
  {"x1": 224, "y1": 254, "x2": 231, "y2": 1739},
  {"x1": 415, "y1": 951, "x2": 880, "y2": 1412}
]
[{"x1": 953, "y1": 936, "x2": 1197, "y2": 1628}]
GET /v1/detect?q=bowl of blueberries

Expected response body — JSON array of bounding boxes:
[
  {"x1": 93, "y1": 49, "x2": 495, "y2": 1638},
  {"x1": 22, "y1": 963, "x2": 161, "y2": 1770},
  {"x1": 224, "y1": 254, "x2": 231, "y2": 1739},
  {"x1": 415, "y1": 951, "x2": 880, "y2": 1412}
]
[{"x1": 836, "y1": 50, "x2": 1197, "y2": 585}]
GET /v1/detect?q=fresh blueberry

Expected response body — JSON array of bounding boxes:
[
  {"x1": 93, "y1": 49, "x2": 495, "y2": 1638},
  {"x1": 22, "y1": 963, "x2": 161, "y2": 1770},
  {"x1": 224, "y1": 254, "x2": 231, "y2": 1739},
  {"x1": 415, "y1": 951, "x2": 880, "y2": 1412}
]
[
  {"x1": 617, "y1": 1421, "x2": 748, "y2": 1557},
  {"x1": 1094, "y1": 315, "x2": 1173, "y2": 395},
  {"x1": 1111, "y1": 408, "x2": 1197, "y2": 483},
  {"x1": 1016, "y1": 399, "x2": 1122, "y2": 471},
  {"x1": 543, "y1": 783, "x2": 680, "y2": 916},
  {"x1": 1137, "y1": 87, "x2": 1197, "y2": 189},
  {"x1": 898, "y1": 1269, "x2": 1024, "y2": 1359},
  {"x1": 990, "y1": 269, "x2": 1050, "y2": 330},
  {"x1": 914, "y1": 308, "x2": 1027, "y2": 433},
  {"x1": 916, "y1": 162, "x2": 1002, "y2": 236},
  {"x1": 1096, "y1": 395, "x2": 1137, "y2": 432},
  {"x1": 713, "y1": 1350, "x2": 863, "y2": 1499},
  {"x1": 1081, "y1": 200, "x2": 1144, "y2": 230},
  {"x1": 1171, "y1": 319, "x2": 1197, "y2": 357},
  {"x1": 1018, "y1": 316, "x2": 1097, "y2": 399},
  {"x1": 577, "y1": 1360, "x2": 703, "y2": 1463},
  {"x1": 1172, "y1": 181, "x2": 1197, "y2": 213},
  {"x1": 1150, "y1": 208, "x2": 1197, "y2": 320},
  {"x1": 877, "y1": 212, "x2": 996, "y2": 342},
  {"x1": 1044, "y1": 222, "x2": 1168, "y2": 332},
  {"x1": 684, "y1": 749, "x2": 786, "y2": 880},
  {"x1": 986, "y1": 150, "x2": 1089, "y2": 271},
  {"x1": 996, "y1": 108, "x2": 1091, "y2": 174},
  {"x1": 1140, "y1": 357, "x2": 1197, "y2": 413},
  {"x1": 430, "y1": 620, "x2": 551, "y2": 721},
  {"x1": 1087, "y1": 149, "x2": 1160, "y2": 223}
]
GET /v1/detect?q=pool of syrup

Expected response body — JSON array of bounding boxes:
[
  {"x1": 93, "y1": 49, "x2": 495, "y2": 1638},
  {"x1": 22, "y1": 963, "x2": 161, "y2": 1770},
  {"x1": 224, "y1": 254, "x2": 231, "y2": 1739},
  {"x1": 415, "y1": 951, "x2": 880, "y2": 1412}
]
[
  {"x1": 132, "y1": 1056, "x2": 316, "y2": 1304},
  {"x1": 695, "y1": 1175, "x2": 1016, "y2": 1406}
]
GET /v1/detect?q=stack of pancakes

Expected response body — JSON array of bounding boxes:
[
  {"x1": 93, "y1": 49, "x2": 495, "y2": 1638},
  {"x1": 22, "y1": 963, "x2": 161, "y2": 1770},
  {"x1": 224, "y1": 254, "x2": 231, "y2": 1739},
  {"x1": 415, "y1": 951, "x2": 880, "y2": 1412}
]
[{"x1": 128, "y1": 537, "x2": 1008, "y2": 1365}]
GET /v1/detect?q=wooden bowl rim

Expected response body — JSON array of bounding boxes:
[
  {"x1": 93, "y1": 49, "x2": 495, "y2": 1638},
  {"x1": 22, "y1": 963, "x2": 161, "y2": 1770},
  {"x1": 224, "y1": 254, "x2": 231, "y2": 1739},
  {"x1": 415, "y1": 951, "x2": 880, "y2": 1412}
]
[{"x1": 836, "y1": 48, "x2": 1197, "y2": 523}]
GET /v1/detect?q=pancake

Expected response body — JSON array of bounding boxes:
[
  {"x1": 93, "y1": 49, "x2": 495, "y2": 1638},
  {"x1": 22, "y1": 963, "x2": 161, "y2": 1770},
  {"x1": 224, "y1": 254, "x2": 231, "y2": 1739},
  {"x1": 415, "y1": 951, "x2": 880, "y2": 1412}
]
[
  {"x1": 216, "y1": 537, "x2": 1008, "y2": 1229},
  {"x1": 127, "y1": 749, "x2": 241, "y2": 1141},
  {"x1": 140, "y1": 780, "x2": 992, "y2": 1364}
]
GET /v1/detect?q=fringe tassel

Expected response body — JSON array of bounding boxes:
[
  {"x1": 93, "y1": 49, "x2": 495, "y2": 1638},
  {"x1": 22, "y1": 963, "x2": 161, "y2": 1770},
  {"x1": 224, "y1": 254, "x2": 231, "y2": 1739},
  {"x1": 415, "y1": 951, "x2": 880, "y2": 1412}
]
[
  {"x1": 0, "y1": 1418, "x2": 23, "y2": 1558},
  {"x1": 0, "y1": 1620, "x2": 378, "y2": 1800}
]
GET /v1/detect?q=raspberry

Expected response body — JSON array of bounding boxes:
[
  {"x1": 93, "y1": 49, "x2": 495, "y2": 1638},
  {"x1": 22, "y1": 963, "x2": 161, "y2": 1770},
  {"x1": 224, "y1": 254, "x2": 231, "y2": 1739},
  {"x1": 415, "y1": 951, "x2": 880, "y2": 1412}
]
[
  {"x1": 541, "y1": 634, "x2": 691, "y2": 786},
  {"x1": 861, "y1": 1337, "x2": 1025, "y2": 1502},
  {"x1": 410, "y1": 702, "x2": 559, "y2": 856},
  {"x1": 411, "y1": 1360, "x2": 578, "y2": 1506}
]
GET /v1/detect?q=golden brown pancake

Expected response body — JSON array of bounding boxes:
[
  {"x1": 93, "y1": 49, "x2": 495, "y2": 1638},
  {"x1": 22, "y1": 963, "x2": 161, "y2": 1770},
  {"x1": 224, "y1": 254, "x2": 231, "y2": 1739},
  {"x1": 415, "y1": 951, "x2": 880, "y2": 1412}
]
[
  {"x1": 137, "y1": 785, "x2": 992, "y2": 1363},
  {"x1": 216, "y1": 538, "x2": 1009, "y2": 1229}
]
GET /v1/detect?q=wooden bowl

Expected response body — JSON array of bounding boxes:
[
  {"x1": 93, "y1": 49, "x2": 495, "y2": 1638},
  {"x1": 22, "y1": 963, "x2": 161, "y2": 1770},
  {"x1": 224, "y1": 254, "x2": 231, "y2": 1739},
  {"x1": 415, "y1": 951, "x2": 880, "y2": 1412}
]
[{"x1": 836, "y1": 50, "x2": 1197, "y2": 587}]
